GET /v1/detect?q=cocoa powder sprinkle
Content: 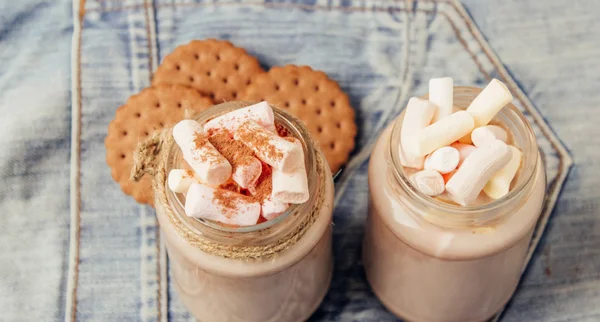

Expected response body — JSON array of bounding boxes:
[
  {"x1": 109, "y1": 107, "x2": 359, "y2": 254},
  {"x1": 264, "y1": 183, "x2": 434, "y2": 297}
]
[
  {"x1": 236, "y1": 122, "x2": 284, "y2": 162},
  {"x1": 193, "y1": 132, "x2": 208, "y2": 150},
  {"x1": 192, "y1": 132, "x2": 222, "y2": 163},
  {"x1": 209, "y1": 130, "x2": 256, "y2": 173},
  {"x1": 213, "y1": 188, "x2": 255, "y2": 218},
  {"x1": 252, "y1": 162, "x2": 273, "y2": 203}
]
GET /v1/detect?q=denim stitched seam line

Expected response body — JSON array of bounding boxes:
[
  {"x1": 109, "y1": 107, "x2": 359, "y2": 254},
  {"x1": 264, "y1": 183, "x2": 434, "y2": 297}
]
[
  {"x1": 141, "y1": 0, "x2": 166, "y2": 320},
  {"x1": 441, "y1": 0, "x2": 574, "y2": 260},
  {"x1": 66, "y1": 0, "x2": 86, "y2": 320},
  {"x1": 84, "y1": 1, "x2": 433, "y2": 14}
]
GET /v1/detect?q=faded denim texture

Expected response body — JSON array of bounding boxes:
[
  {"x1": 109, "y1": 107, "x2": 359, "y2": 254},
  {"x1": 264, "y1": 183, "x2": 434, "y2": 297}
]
[{"x1": 1, "y1": 0, "x2": 598, "y2": 321}]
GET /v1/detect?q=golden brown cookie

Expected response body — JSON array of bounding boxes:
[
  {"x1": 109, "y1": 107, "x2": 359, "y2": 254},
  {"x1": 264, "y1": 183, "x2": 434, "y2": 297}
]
[
  {"x1": 105, "y1": 85, "x2": 213, "y2": 205},
  {"x1": 152, "y1": 39, "x2": 265, "y2": 103},
  {"x1": 241, "y1": 65, "x2": 357, "y2": 173}
]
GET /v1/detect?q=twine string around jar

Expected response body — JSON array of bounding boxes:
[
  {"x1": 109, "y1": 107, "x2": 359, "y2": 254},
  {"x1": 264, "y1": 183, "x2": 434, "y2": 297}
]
[{"x1": 130, "y1": 124, "x2": 326, "y2": 261}]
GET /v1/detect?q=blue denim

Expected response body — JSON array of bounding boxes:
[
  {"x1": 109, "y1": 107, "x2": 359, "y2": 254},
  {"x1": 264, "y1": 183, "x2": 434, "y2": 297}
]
[{"x1": 2, "y1": 0, "x2": 598, "y2": 321}]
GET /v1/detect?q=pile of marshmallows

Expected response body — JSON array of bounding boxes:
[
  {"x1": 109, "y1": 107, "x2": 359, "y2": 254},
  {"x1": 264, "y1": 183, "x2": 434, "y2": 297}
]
[
  {"x1": 167, "y1": 102, "x2": 309, "y2": 226},
  {"x1": 401, "y1": 78, "x2": 522, "y2": 206}
]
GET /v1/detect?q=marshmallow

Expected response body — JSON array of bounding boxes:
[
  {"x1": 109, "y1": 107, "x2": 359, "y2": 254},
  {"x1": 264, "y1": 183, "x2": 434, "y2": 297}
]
[
  {"x1": 231, "y1": 156, "x2": 262, "y2": 189},
  {"x1": 429, "y1": 77, "x2": 454, "y2": 123},
  {"x1": 271, "y1": 137, "x2": 309, "y2": 204},
  {"x1": 409, "y1": 111, "x2": 475, "y2": 157},
  {"x1": 424, "y1": 146, "x2": 460, "y2": 174},
  {"x1": 466, "y1": 79, "x2": 513, "y2": 127},
  {"x1": 445, "y1": 140, "x2": 512, "y2": 206},
  {"x1": 399, "y1": 97, "x2": 437, "y2": 169},
  {"x1": 450, "y1": 142, "x2": 477, "y2": 166},
  {"x1": 204, "y1": 101, "x2": 276, "y2": 133},
  {"x1": 168, "y1": 169, "x2": 200, "y2": 193},
  {"x1": 483, "y1": 145, "x2": 522, "y2": 199},
  {"x1": 234, "y1": 120, "x2": 303, "y2": 172},
  {"x1": 261, "y1": 196, "x2": 289, "y2": 220},
  {"x1": 173, "y1": 120, "x2": 232, "y2": 186},
  {"x1": 471, "y1": 125, "x2": 508, "y2": 147},
  {"x1": 185, "y1": 183, "x2": 261, "y2": 226},
  {"x1": 410, "y1": 169, "x2": 445, "y2": 196}
]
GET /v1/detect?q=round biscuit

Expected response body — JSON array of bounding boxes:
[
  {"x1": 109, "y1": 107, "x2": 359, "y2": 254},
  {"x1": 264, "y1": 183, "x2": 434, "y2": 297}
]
[
  {"x1": 241, "y1": 65, "x2": 357, "y2": 173},
  {"x1": 152, "y1": 39, "x2": 264, "y2": 103},
  {"x1": 105, "y1": 85, "x2": 213, "y2": 205}
]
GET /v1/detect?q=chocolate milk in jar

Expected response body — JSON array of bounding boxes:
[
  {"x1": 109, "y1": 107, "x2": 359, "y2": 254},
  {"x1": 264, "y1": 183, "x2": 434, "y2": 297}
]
[
  {"x1": 148, "y1": 102, "x2": 334, "y2": 322},
  {"x1": 363, "y1": 86, "x2": 546, "y2": 322}
]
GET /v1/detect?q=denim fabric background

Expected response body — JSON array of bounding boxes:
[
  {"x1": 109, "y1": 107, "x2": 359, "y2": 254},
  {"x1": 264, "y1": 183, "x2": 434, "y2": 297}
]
[{"x1": 0, "y1": 0, "x2": 598, "y2": 321}]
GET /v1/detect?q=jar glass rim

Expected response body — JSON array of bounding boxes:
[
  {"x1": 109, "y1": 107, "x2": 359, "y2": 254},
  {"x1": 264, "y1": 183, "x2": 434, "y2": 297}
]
[
  {"x1": 165, "y1": 101, "x2": 318, "y2": 235},
  {"x1": 388, "y1": 86, "x2": 539, "y2": 218}
]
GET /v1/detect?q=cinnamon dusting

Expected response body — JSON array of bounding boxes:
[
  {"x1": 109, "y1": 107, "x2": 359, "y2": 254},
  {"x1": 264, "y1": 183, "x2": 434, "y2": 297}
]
[
  {"x1": 193, "y1": 132, "x2": 208, "y2": 149},
  {"x1": 236, "y1": 121, "x2": 284, "y2": 162},
  {"x1": 213, "y1": 188, "x2": 255, "y2": 218},
  {"x1": 219, "y1": 180, "x2": 242, "y2": 194},
  {"x1": 209, "y1": 130, "x2": 255, "y2": 170},
  {"x1": 252, "y1": 162, "x2": 273, "y2": 203},
  {"x1": 192, "y1": 132, "x2": 223, "y2": 164}
]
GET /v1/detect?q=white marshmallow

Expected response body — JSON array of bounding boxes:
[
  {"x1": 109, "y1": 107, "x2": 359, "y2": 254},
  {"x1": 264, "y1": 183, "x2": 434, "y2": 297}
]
[
  {"x1": 168, "y1": 169, "x2": 200, "y2": 193},
  {"x1": 410, "y1": 169, "x2": 445, "y2": 196},
  {"x1": 231, "y1": 156, "x2": 262, "y2": 189},
  {"x1": 185, "y1": 183, "x2": 261, "y2": 226},
  {"x1": 409, "y1": 111, "x2": 475, "y2": 157},
  {"x1": 429, "y1": 77, "x2": 454, "y2": 123},
  {"x1": 450, "y1": 142, "x2": 477, "y2": 166},
  {"x1": 173, "y1": 120, "x2": 232, "y2": 186},
  {"x1": 399, "y1": 97, "x2": 437, "y2": 169},
  {"x1": 204, "y1": 101, "x2": 276, "y2": 133},
  {"x1": 445, "y1": 140, "x2": 512, "y2": 206},
  {"x1": 483, "y1": 145, "x2": 522, "y2": 199},
  {"x1": 271, "y1": 137, "x2": 309, "y2": 204},
  {"x1": 471, "y1": 125, "x2": 508, "y2": 147},
  {"x1": 424, "y1": 146, "x2": 460, "y2": 174},
  {"x1": 234, "y1": 120, "x2": 303, "y2": 172},
  {"x1": 466, "y1": 79, "x2": 513, "y2": 127},
  {"x1": 261, "y1": 196, "x2": 289, "y2": 221}
]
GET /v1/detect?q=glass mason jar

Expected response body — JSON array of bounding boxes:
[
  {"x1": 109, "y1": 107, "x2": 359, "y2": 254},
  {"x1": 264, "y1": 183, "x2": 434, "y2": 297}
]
[
  {"x1": 153, "y1": 102, "x2": 334, "y2": 322},
  {"x1": 363, "y1": 86, "x2": 546, "y2": 322}
]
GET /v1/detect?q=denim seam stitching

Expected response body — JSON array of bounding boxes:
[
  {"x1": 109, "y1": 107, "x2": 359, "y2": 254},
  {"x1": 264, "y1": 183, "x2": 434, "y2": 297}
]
[
  {"x1": 85, "y1": 1, "x2": 436, "y2": 13},
  {"x1": 444, "y1": 0, "x2": 573, "y2": 249},
  {"x1": 142, "y1": 1, "x2": 166, "y2": 320},
  {"x1": 66, "y1": 0, "x2": 86, "y2": 321}
]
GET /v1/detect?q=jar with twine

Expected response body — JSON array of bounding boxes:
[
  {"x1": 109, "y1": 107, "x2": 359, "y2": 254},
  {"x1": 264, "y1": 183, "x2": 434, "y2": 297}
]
[{"x1": 131, "y1": 101, "x2": 335, "y2": 322}]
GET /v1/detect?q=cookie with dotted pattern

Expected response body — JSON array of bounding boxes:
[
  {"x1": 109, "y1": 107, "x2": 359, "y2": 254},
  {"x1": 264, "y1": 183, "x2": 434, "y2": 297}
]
[
  {"x1": 105, "y1": 85, "x2": 213, "y2": 205},
  {"x1": 241, "y1": 65, "x2": 357, "y2": 173},
  {"x1": 152, "y1": 39, "x2": 265, "y2": 103}
]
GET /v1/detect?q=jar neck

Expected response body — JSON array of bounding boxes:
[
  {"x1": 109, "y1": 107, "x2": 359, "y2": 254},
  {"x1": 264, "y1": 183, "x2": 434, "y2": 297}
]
[
  {"x1": 387, "y1": 86, "x2": 540, "y2": 228},
  {"x1": 165, "y1": 101, "x2": 321, "y2": 245}
]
